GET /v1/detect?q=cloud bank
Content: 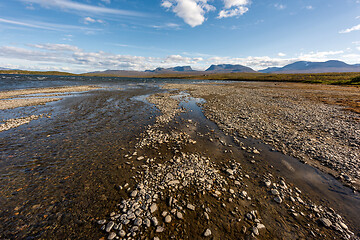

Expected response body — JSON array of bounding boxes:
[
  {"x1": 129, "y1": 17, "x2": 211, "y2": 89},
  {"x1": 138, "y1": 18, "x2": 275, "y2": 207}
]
[{"x1": 1, "y1": 43, "x2": 357, "y2": 73}]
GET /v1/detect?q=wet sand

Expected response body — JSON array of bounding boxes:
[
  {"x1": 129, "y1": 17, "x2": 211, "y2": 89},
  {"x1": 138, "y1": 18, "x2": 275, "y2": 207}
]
[{"x1": 0, "y1": 81, "x2": 359, "y2": 239}]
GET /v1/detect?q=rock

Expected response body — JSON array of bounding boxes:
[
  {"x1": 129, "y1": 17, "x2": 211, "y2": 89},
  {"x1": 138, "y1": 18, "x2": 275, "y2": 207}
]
[
  {"x1": 153, "y1": 237, "x2": 160, "y2": 240},
  {"x1": 131, "y1": 226, "x2": 139, "y2": 232},
  {"x1": 274, "y1": 196, "x2": 283, "y2": 204},
  {"x1": 137, "y1": 156, "x2": 144, "y2": 161},
  {"x1": 107, "y1": 232, "x2": 116, "y2": 240},
  {"x1": 271, "y1": 189, "x2": 280, "y2": 195},
  {"x1": 165, "y1": 215, "x2": 172, "y2": 223},
  {"x1": 130, "y1": 190, "x2": 138, "y2": 198},
  {"x1": 119, "y1": 230, "x2": 126, "y2": 237},
  {"x1": 144, "y1": 218, "x2": 151, "y2": 227},
  {"x1": 226, "y1": 169, "x2": 234, "y2": 175},
  {"x1": 105, "y1": 221, "x2": 115, "y2": 232},
  {"x1": 264, "y1": 180, "x2": 271, "y2": 188},
  {"x1": 150, "y1": 203, "x2": 158, "y2": 213},
  {"x1": 134, "y1": 217, "x2": 142, "y2": 226},
  {"x1": 204, "y1": 228, "x2": 212, "y2": 237},
  {"x1": 168, "y1": 180, "x2": 180, "y2": 185},
  {"x1": 156, "y1": 226, "x2": 164, "y2": 233},
  {"x1": 176, "y1": 211, "x2": 184, "y2": 219},
  {"x1": 127, "y1": 212, "x2": 136, "y2": 220},
  {"x1": 320, "y1": 218, "x2": 332, "y2": 228},
  {"x1": 257, "y1": 223, "x2": 266, "y2": 230},
  {"x1": 187, "y1": 204, "x2": 196, "y2": 211},
  {"x1": 252, "y1": 226, "x2": 259, "y2": 236},
  {"x1": 152, "y1": 217, "x2": 159, "y2": 226},
  {"x1": 97, "y1": 219, "x2": 106, "y2": 225},
  {"x1": 339, "y1": 222, "x2": 348, "y2": 230},
  {"x1": 240, "y1": 191, "x2": 247, "y2": 198}
]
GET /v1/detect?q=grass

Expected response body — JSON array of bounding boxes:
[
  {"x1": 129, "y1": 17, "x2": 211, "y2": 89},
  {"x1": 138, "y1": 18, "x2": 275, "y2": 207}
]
[{"x1": 1, "y1": 70, "x2": 360, "y2": 86}]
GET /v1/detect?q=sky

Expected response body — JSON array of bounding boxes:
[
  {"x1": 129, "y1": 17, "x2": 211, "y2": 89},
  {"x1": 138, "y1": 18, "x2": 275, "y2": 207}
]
[{"x1": 0, "y1": 0, "x2": 360, "y2": 73}]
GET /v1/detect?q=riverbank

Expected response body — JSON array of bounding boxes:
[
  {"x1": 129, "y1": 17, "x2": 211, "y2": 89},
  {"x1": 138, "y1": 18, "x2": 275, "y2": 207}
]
[
  {"x1": 165, "y1": 82, "x2": 360, "y2": 190},
  {"x1": 0, "y1": 85, "x2": 100, "y2": 132}
]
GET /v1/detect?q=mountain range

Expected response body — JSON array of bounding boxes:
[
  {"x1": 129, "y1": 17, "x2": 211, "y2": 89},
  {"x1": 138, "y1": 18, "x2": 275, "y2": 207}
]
[
  {"x1": 259, "y1": 60, "x2": 360, "y2": 73},
  {"x1": 2, "y1": 60, "x2": 360, "y2": 75},
  {"x1": 88, "y1": 61, "x2": 360, "y2": 76}
]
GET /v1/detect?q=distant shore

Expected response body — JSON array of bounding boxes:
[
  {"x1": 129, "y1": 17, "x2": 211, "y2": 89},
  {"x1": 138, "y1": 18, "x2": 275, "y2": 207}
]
[{"x1": 1, "y1": 70, "x2": 360, "y2": 86}]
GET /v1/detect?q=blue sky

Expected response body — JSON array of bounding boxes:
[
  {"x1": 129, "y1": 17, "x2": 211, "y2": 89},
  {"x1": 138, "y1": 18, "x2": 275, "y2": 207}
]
[{"x1": 0, "y1": 0, "x2": 360, "y2": 73}]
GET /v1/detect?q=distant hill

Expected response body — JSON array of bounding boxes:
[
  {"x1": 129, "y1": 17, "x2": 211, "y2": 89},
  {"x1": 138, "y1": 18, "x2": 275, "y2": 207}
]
[
  {"x1": 87, "y1": 70, "x2": 152, "y2": 76},
  {"x1": 260, "y1": 60, "x2": 360, "y2": 73},
  {"x1": 0, "y1": 67, "x2": 12, "y2": 70},
  {"x1": 145, "y1": 66, "x2": 194, "y2": 73},
  {"x1": 206, "y1": 64, "x2": 256, "y2": 73}
]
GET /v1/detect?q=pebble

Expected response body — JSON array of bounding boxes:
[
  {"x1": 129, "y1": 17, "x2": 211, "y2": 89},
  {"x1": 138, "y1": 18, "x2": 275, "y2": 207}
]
[
  {"x1": 274, "y1": 196, "x2": 283, "y2": 204},
  {"x1": 119, "y1": 230, "x2": 126, "y2": 237},
  {"x1": 226, "y1": 169, "x2": 234, "y2": 175},
  {"x1": 152, "y1": 217, "x2": 159, "y2": 226},
  {"x1": 107, "y1": 232, "x2": 116, "y2": 240},
  {"x1": 130, "y1": 190, "x2": 138, "y2": 198},
  {"x1": 150, "y1": 203, "x2": 158, "y2": 213},
  {"x1": 156, "y1": 226, "x2": 164, "y2": 233},
  {"x1": 240, "y1": 191, "x2": 247, "y2": 198},
  {"x1": 176, "y1": 211, "x2": 184, "y2": 219},
  {"x1": 97, "y1": 219, "x2": 106, "y2": 225},
  {"x1": 320, "y1": 218, "x2": 332, "y2": 228},
  {"x1": 252, "y1": 226, "x2": 259, "y2": 236},
  {"x1": 134, "y1": 218, "x2": 142, "y2": 226},
  {"x1": 271, "y1": 189, "x2": 280, "y2": 195},
  {"x1": 105, "y1": 221, "x2": 115, "y2": 232},
  {"x1": 187, "y1": 204, "x2": 195, "y2": 211},
  {"x1": 165, "y1": 215, "x2": 172, "y2": 223},
  {"x1": 204, "y1": 228, "x2": 212, "y2": 237}
]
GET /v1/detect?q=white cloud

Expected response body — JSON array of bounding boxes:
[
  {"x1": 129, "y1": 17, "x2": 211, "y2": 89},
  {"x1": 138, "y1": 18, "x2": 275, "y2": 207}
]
[
  {"x1": 161, "y1": 1, "x2": 173, "y2": 8},
  {"x1": 278, "y1": 52, "x2": 286, "y2": 57},
  {"x1": 161, "y1": 0, "x2": 215, "y2": 27},
  {"x1": 0, "y1": 17, "x2": 98, "y2": 31},
  {"x1": 274, "y1": 3, "x2": 286, "y2": 10},
  {"x1": 151, "y1": 22, "x2": 180, "y2": 29},
  {"x1": 297, "y1": 51, "x2": 344, "y2": 61},
  {"x1": 218, "y1": 0, "x2": 250, "y2": 19},
  {"x1": 28, "y1": 43, "x2": 80, "y2": 51},
  {"x1": 339, "y1": 24, "x2": 360, "y2": 33},
  {"x1": 305, "y1": 5, "x2": 313, "y2": 10},
  {"x1": 20, "y1": 0, "x2": 143, "y2": 17},
  {"x1": 83, "y1": 17, "x2": 104, "y2": 24}
]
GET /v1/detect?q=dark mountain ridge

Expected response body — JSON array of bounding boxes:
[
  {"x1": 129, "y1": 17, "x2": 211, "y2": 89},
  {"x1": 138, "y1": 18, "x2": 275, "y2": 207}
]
[
  {"x1": 206, "y1": 64, "x2": 256, "y2": 73},
  {"x1": 260, "y1": 60, "x2": 360, "y2": 73}
]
